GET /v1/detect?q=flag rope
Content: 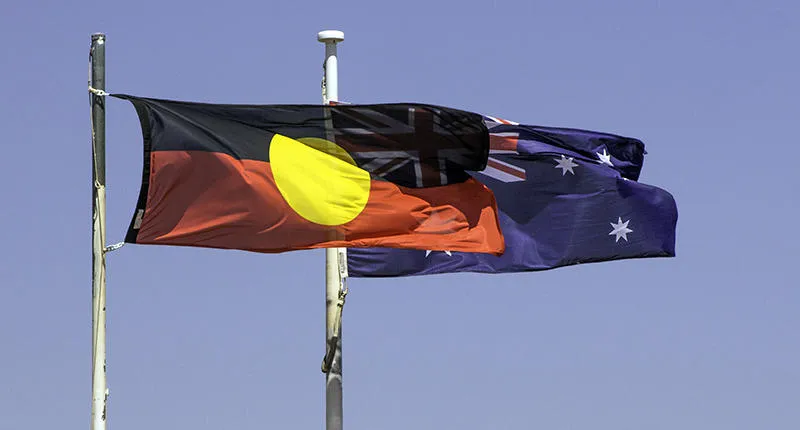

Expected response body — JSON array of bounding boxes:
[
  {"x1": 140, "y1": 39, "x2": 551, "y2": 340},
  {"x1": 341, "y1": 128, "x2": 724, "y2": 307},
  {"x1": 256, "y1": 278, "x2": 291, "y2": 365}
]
[
  {"x1": 88, "y1": 83, "x2": 107, "y2": 250},
  {"x1": 89, "y1": 86, "x2": 109, "y2": 97},
  {"x1": 321, "y1": 285, "x2": 348, "y2": 373},
  {"x1": 104, "y1": 242, "x2": 125, "y2": 253},
  {"x1": 87, "y1": 84, "x2": 126, "y2": 255}
]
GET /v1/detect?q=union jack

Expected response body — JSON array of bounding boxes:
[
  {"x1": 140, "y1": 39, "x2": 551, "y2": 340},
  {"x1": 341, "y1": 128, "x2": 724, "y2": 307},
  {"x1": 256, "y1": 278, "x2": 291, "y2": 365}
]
[
  {"x1": 326, "y1": 104, "x2": 485, "y2": 188},
  {"x1": 479, "y1": 115, "x2": 527, "y2": 183}
]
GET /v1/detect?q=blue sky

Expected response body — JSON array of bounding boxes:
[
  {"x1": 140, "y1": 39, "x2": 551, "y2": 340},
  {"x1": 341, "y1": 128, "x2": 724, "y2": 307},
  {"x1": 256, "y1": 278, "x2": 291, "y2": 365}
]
[{"x1": 1, "y1": 0, "x2": 798, "y2": 429}]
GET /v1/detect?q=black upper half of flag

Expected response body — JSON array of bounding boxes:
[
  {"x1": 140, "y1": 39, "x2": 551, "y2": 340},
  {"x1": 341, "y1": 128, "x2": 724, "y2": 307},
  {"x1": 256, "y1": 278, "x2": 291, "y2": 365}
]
[{"x1": 113, "y1": 94, "x2": 490, "y2": 187}]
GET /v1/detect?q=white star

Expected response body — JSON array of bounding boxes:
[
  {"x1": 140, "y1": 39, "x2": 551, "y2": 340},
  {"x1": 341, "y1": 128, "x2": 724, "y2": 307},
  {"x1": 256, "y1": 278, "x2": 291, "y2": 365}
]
[
  {"x1": 609, "y1": 217, "x2": 633, "y2": 242},
  {"x1": 596, "y1": 148, "x2": 614, "y2": 166},
  {"x1": 425, "y1": 250, "x2": 452, "y2": 257},
  {"x1": 554, "y1": 155, "x2": 578, "y2": 175}
]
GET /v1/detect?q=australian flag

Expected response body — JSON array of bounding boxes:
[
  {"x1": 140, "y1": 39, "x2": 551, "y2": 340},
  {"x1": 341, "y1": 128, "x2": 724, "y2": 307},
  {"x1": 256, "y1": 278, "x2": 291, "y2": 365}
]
[{"x1": 345, "y1": 115, "x2": 678, "y2": 277}]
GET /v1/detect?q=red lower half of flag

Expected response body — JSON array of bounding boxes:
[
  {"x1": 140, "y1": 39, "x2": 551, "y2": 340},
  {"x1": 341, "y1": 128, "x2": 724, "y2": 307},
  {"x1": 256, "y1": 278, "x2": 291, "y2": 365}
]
[{"x1": 128, "y1": 151, "x2": 504, "y2": 255}]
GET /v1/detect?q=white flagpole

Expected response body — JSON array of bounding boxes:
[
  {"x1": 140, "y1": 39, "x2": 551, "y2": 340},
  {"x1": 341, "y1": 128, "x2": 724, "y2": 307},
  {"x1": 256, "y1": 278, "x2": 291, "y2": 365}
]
[
  {"x1": 318, "y1": 29, "x2": 346, "y2": 430},
  {"x1": 89, "y1": 32, "x2": 109, "y2": 430}
]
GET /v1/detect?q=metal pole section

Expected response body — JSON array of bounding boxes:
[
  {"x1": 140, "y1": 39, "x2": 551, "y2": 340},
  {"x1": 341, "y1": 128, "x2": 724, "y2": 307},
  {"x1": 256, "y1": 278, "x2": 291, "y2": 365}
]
[
  {"x1": 318, "y1": 29, "x2": 345, "y2": 430},
  {"x1": 89, "y1": 33, "x2": 109, "y2": 430}
]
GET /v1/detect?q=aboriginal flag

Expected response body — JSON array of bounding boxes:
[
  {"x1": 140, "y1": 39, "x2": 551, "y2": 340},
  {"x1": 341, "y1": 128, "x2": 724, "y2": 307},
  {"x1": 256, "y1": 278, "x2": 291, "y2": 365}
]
[{"x1": 113, "y1": 94, "x2": 504, "y2": 255}]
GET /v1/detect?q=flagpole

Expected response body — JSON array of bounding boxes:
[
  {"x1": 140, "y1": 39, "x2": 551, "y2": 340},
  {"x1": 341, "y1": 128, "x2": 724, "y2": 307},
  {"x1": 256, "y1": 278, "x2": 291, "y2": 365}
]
[
  {"x1": 89, "y1": 33, "x2": 109, "y2": 430},
  {"x1": 318, "y1": 29, "x2": 346, "y2": 430}
]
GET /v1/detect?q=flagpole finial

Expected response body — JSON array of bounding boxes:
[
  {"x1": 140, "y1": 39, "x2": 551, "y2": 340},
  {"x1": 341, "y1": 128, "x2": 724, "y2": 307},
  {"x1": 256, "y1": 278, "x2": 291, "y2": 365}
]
[{"x1": 317, "y1": 30, "x2": 344, "y2": 43}]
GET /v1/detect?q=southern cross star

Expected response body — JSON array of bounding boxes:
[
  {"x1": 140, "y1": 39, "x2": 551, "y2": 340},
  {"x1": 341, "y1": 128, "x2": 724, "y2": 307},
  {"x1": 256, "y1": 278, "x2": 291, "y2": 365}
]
[
  {"x1": 554, "y1": 154, "x2": 578, "y2": 175},
  {"x1": 609, "y1": 217, "x2": 633, "y2": 242},
  {"x1": 596, "y1": 148, "x2": 614, "y2": 166}
]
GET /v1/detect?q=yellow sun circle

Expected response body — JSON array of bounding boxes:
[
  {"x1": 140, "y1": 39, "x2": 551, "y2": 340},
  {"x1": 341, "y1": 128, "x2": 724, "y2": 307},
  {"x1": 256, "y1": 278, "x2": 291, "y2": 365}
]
[{"x1": 269, "y1": 134, "x2": 371, "y2": 226}]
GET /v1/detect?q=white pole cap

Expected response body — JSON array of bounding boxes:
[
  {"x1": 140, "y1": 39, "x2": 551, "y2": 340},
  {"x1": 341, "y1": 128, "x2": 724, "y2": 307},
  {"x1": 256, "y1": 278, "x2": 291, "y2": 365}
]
[{"x1": 317, "y1": 30, "x2": 344, "y2": 43}]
